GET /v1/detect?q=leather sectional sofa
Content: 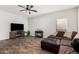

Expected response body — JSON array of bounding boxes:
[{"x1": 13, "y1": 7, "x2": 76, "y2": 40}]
[
  {"x1": 41, "y1": 31, "x2": 78, "y2": 54},
  {"x1": 41, "y1": 31, "x2": 65, "y2": 53}
]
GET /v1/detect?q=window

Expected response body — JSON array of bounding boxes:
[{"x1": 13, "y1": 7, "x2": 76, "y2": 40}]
[{"x1": 56, "y1": 18, "x2": 68, "y2": 31}]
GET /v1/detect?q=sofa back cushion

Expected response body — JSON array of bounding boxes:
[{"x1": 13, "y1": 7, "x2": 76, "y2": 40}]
[
  {"x1": 74, "y1": 33, "x2": 79, "y2": 39},
  {"x1": 72, "y1": 33, "x2": 79, "y2": 43},
  {"x1": 56, "y1": 31, "x2": 65, "y2": 37},
  {"x1": 63, "y1": 32, "x2": 72, "y2": 39},
  {"x1": 71, "y1": 31, "x2": 77, "y2": 40}
]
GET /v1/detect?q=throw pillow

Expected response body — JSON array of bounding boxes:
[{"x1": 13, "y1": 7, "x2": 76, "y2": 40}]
[{"x1": 64, "y1": 32, "x2": 72, "y2": 39}]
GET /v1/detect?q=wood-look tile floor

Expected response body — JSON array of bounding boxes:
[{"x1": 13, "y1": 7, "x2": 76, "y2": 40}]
[{"x1": 0, "y1": 37, "x2": 52, "y2": 54}]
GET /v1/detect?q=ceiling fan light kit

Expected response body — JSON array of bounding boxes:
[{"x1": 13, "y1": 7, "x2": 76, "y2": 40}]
[{"x1": 18, "y1": 5, "x2": 37, "y2": 14}]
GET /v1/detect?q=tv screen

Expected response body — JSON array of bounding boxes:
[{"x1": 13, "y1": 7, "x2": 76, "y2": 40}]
[{"x1": 11, "y1": 23, "x2": 24, "y2": 31}]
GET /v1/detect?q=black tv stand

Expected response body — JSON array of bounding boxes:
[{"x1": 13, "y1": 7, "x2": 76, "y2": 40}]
[{"x1": 35, "y1": 30, "x2": 43, "y2": 38}]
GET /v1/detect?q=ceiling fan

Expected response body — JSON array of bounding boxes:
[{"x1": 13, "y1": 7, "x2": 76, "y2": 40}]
[{"x1": 18, "y1": 5, "x2": 37, "y2": 14}]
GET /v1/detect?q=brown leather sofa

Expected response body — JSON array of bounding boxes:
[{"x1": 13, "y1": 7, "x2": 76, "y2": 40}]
[{"x1": 41, "y1": 31, "x2": 77, "y2": 54}]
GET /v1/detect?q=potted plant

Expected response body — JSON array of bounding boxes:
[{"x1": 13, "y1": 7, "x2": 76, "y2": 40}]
[{"x1": 27, "y1": 31, "x2": 30, "y2": 36}]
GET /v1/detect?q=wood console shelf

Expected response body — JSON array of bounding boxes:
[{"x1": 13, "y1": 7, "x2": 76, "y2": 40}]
[{"x1": 9, "y1": 31, "x2": 25, "y2": 39}]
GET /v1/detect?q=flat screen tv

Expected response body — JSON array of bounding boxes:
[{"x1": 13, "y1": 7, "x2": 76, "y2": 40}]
[{"x1": 11, "y1": 23, "x2": 24, "y2": 31}]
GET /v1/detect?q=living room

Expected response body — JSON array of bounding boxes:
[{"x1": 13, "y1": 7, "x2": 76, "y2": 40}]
[{"x1": 0, "y1": 5, "x2": 79, "y2": 54}]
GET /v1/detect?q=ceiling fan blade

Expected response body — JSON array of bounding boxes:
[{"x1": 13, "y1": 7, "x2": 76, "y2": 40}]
[
  {"x1": 30, "y1": 10, "x2": 37, "y2": 12},
  {"x1": 20, "y1": 10, "x2": 26, "y2": 11},
  {"x1": 18, "y1": 5, "x2": 25, "y2": 8},
  {"x1": 26, "y1": 5, "x2": 29, "y2": 8}
]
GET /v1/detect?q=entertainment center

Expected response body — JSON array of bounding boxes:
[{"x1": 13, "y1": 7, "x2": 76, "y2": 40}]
[{"x1": 9, "y1": 23, "x2": 25, "y2": 39}]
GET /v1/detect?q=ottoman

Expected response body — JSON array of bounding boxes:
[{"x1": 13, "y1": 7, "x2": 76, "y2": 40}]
[{"x1": 41, "y1": 38, "x2": 60, "y2": 53}]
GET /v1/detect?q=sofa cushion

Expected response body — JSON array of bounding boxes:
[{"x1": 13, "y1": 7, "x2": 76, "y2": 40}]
[
  {"x1": 56, "y1": 31, "x2": 65, "y2": 37},
  {"x1": 63, "y1": 32, "x2": 72, "y2": 39},
  {"x1": 60, "y1": 37, "x2": 72, "y2": 46}
]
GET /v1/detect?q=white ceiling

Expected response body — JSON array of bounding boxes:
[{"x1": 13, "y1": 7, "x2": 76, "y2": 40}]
[{"x1": 0, "y1": 5, "x2": 78, "y2": 18}]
